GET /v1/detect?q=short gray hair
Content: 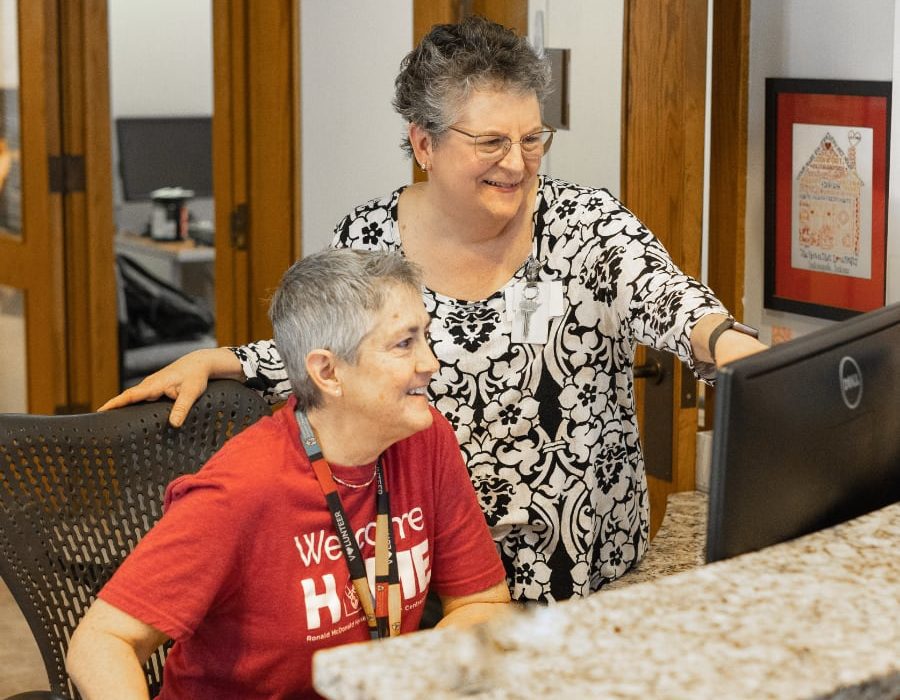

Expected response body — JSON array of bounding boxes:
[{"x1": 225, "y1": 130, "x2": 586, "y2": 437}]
[
  {"x1": 270, "y1": 248, "x2": 423, "y2": 411},
  {"x1": 393, "y1": 15, "x2": 552, "y2": 157}
]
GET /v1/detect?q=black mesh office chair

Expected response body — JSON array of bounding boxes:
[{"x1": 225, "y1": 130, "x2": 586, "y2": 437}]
[{"x1": 0, "y1": 380, "x2": 270, "y2": 700}]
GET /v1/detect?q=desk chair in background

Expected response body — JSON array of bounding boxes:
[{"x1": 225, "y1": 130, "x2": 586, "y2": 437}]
[
  {"x1": 0, "y1": 380, "x2": 270, "y2": 700},
  {"x1": 116, "y1": 253, "x2": 217, "y2": 390}
]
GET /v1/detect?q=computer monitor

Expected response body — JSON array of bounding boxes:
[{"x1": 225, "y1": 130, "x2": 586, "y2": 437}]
[
  {"x1": 706, "y1": 302, "x2": 900, "y2": 563},
  {"x1": 115, "y1": 116, "x2": 212, "y2": 201}
]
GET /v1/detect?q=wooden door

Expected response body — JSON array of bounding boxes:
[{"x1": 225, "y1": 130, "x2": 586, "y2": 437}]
[
  {"x1": 622, "y1": 0, "x2": 709, "y2": 535},
  {"x1": 0, "y1": 1, "x2": 64, "y2": 414},
  {"x1": 212, "y1": 0, "x2": 301, "y2": 347},
  {"x1": 0, "y1": 0, "x2": 116, "y2": 415}
]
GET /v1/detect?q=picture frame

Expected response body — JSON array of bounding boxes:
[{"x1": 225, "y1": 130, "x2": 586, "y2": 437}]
[{"x1": 764, "y1": 78, "x2": 891, "y2": 320}]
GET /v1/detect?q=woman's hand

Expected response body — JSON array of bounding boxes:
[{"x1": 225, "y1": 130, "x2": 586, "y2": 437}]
[
  {"x1": 691, "y1": 313, "x2": 768, "y2": 367},
  {"x1": 712, "y1": 330, "x2": 768, "y2": 367},
  {"x1": 98, "y1": 347, "x2": 245, "y2": 427}
]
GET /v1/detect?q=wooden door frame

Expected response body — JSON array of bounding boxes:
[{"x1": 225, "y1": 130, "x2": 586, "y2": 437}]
[
  {"x1": 702, "y1": 0, "x2": 751, "y2": 431},
  {"x1": 58, "y1": 0, "x2": 118, "y2": 412},
  {"x1": 708, "y1": 0, "x2": 750, "y2": 323},
  {"x1": 212, "y1": 0, "x2": 301, "y2": 348}
]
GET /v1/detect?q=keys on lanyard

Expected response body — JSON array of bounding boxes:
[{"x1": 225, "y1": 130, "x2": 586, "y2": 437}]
[
  {"x1": 519, "y1": 258, "x2": 542, "y2": 337},
  {"x1": 506, "y1": 256, "x2": 564, "y2": 344}
]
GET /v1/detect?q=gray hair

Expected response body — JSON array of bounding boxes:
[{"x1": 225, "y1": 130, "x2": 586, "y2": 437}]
[
  {"x1": 269, "y1": 248, "x2": 423, "y2": 411},
  {"x1": 393, "y1": 15, "x2": 552, "y2": 157}
]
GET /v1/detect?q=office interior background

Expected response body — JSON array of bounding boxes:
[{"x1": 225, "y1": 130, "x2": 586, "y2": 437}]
[{"x1": 1, "y1": 0, "x2": 900, "y2": 695}]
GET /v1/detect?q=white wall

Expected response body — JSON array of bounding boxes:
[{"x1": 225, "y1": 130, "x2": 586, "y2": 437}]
[
  {"x1": 300, "y1": 1, "x2": 412, "y2": 253},
  {"x1": 746, "y1": 0, "x2": 897, "y2": 342},
  {"x1": 108, "y1": 0, "x2": 212, "y2": 116},
  {"x1": 530, "y1": 0, "x2": 623, "y2": 196}
]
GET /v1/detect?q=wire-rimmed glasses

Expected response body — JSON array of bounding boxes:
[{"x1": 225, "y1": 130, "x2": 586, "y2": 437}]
[{"x1": 447, "y1": 125, "x2": 556, "y2": 161}]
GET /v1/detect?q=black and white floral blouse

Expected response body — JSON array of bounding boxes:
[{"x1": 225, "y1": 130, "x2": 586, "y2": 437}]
[{"x1": 234, "y1": 176, "x2": 726, "y2": 603}]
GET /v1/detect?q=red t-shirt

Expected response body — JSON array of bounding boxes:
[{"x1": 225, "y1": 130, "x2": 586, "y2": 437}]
[{"x1": 99, "y1": 398, "x2": 505, "y2": 699}]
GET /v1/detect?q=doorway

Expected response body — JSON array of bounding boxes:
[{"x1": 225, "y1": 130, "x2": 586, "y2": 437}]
[{"x1": 109, "y1": 0, "x2": 218, "y2": 389}]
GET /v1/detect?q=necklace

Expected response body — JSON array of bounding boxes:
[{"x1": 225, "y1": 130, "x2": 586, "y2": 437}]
[{"x1": 331, "y1": 468, "x2": 377, "y2": 489}]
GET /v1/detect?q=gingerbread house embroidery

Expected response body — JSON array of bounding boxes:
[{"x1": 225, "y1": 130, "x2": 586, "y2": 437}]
[{"x1": 796, "y1": 131, "x2": 863, "y2": 257}]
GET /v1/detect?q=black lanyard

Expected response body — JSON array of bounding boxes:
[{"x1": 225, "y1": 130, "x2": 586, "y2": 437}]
[{"x1": 296, "y1": 409, "x2": 401, "y2": 639}]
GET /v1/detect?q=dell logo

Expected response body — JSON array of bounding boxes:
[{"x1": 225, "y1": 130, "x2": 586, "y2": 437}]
[{"x1": 839, "y1": 356, "x2": 863, "y2": 409}]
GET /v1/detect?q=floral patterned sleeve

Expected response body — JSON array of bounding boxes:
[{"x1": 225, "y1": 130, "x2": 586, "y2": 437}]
[
  {"x1": 605, "y1": 224, "x2": 728, "y2": 382},
  {"x1": 229, "y1": 341, "x2": 292, "y2": 405}
]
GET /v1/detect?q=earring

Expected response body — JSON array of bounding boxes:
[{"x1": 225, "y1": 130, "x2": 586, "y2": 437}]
[{"x1": 419, "y1": 161, "x2": 429, "y2": 171}]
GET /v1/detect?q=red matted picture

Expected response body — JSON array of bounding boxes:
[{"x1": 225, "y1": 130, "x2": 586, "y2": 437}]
[{"x1": 765, "y1": 78, "x2": 891, "y2": 320}]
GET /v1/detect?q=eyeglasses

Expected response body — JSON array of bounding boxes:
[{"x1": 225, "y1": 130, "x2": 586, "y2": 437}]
[{"x1": 447, "y1": 125, "x2": 556, "y2": 161}]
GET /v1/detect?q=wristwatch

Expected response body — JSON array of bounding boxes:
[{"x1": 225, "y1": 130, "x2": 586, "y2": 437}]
[{"x1": 708, "y1": 318, "x2": 759, "y2": 363}]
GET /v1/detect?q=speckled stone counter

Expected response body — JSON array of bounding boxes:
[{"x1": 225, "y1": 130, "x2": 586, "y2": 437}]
[
  {"x1": 313, "y1": 493, "x2": 900, "y2": 700},
  {"x1": 606, "y1": 490, "x2": 708, "y2": 588}
]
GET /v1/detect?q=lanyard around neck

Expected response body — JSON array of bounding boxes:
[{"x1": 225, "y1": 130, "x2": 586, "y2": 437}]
[{"x1": 295, "y1": 409, "x2": 401, "y2": 639}]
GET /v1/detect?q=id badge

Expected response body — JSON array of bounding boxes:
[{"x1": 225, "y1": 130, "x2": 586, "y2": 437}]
[{"x1": 504, "y1": 280, "x2": 564, "y2": 344}]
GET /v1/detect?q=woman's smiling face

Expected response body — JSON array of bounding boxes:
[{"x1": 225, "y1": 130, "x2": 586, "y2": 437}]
[
  {"x1": 426, "y1": 88, "x2": 544, "y2": 225},
  {"x1": 332, "y1": 283, "x2": 439, "y2": 451}
]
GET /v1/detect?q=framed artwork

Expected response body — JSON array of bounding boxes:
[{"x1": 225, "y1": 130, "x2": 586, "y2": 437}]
[{"x1": 764, "y1": 78, "x2": 890, "y2": 320}]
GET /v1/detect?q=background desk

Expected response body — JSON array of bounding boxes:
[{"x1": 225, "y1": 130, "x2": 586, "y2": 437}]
[
  {"x1": 114, "y1": 233, "x2": 217, "y2": 386},
  {"x1": 314, "y1": 493, "x2": 900, "y2": 699},
  {"x1": 115, "y1": 232, "x2": 215, "y2": 306}
]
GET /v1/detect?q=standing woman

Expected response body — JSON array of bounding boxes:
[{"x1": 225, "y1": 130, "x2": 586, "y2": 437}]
[{"x1": 103, "y1": 17, "x2": 765, "y2": 602}]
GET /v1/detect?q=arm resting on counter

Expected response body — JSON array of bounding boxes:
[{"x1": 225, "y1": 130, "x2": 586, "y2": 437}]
[
  {"x1": 66, "y1": 599, "x2": 170, "y2": 700},
  {"x1": 436, "y1": 580, "x2": 512, "y2": 629}
]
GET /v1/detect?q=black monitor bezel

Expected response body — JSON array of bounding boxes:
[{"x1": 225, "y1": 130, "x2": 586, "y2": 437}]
[{"x1": 706, "y1": 302, "x2": 900, "y2": 563}]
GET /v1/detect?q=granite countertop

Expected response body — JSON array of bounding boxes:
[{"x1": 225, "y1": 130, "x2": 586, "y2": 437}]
[
  {"x1": 605, "y1": 490, "x2": 708, "y2": 589},
  {"x1": 313, "y1": 493, "x2": 900, "y2": 700}
]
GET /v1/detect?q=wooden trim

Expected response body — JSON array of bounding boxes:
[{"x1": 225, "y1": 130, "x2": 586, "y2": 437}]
[
  {"x1": 245, "y1": 0, "x2": 300, "y2": 341},
  {"x1": 708, "y1": 0, "x2": 749, "y2": 320},
  {"x1": 702, "y1": 0, "x2": 750, "y2": 431},
  {"x1": 292, "y1": 2, "x2": 302, "y2": 260},
  {"x1": 212, "y1": 0, "x2": 299, "y2": 347},
  {"x1": 212, "y1": 0, "x2": 242, "y2": 346},
  {"x1": 471, "y1": 1, "x2": 527, "y2": 34},
  {"x1": 82, "y1": 0, "x2": 118, "y2": 406},
  {"x1": 56, "y1": 0, "x2": 117, "y2": 409},
  {"x1": 17, "y1": 0, "x2": 65, "y2": 413}
]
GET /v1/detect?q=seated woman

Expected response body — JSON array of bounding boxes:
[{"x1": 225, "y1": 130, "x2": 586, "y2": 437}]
[{"x1": 66, "y1": 249, "x2": 510, "y2": 699}]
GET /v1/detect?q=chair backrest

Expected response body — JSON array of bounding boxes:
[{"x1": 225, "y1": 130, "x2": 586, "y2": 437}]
[{"x1": 0, "y1": 380, "x2": 270, "y2": 699}]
